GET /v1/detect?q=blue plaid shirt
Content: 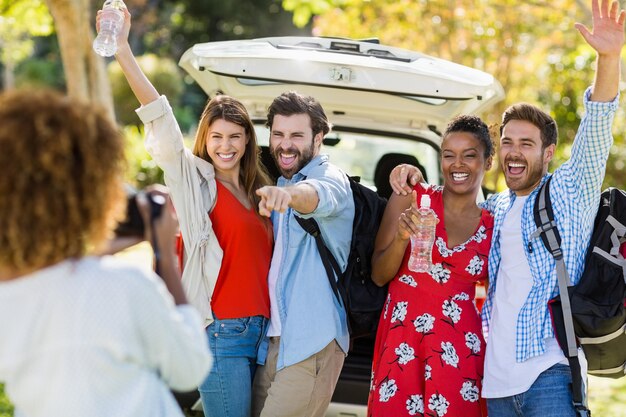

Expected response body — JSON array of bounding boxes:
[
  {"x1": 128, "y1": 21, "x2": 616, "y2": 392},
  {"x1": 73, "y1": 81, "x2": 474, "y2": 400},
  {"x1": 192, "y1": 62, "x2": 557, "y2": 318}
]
[{"x1": 481, "y1": 87, "x2": 619, "y2": 362}]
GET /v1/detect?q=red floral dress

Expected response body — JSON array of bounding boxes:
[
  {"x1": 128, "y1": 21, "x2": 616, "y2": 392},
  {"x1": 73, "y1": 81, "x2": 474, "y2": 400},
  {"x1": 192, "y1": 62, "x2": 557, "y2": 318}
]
[{"x1": 368, "y1": 185, "x2": 493, "y2": 417}]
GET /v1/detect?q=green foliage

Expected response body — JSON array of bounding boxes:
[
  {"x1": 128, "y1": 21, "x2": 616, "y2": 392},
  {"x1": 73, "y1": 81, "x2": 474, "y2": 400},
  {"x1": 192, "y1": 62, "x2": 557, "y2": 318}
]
[
  {"x1": 0, "y1": 384, "x2": 13, "y2": 417},
  {"x1": 287, "y1": 0, "x2": 626, "y2": 191},
  {"x1": 14, "y1": 55, "x2": 64, "y2": 90},
  {"x1": 108, "y1": 54, "x2": 184, "y2": 127},
  {"x1": 282, "y1": 0, "x2": 334, "y2": 27},
  {"x1": 122, "y1": 125, "x2": 164, "y2": 189},
  {"x1": 143, "y1": 0, "x2": 310, "y2": 59},
  {"x1": 0, "y1": 0, "x2": 53, "y2": 69}
]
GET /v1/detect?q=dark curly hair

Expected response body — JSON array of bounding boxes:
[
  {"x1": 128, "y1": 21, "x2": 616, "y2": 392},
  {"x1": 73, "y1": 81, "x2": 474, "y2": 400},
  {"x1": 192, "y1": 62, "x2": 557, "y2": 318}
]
[
  {"x1": 0, "y1": 89, "x2": 126, "y2": 273},
  {"x1": 443, "y1": 114, "x2": 494, "y2": 158},
  {"x1": 266, "y1": 91, "x2": 332, "y2": 137}
]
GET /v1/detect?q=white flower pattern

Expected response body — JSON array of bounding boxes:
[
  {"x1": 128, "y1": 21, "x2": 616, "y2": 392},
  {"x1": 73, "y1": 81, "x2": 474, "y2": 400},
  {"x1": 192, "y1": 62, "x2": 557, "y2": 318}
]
[
  {"x1": 452, "y1": 292, "x2": 469, "y2": 301},
  {"x1": 429, "y1": 263, "x2": 451, "y2": 284},
  {"x1": 378, "y1": 379, "x2": 398, "y2": 402},
  {"x1": 428, "y1": 393, "x2": 450, "y2": 417},
  {"x1": 435, "y1": 237, "x2": 455, "y2": 258},
  {"x1": 424, "y1": 363, "x2": 432, "y2": 380},
  {"x1": 413, "y1": 313, "x2": 436, "y2": 334},
  {"x1": 460, "y1": 381, "x2": 480, "y2": 402},
  {"x1": 465, "y1": 255, "x2": 484, "y2": 276},
  {"x1": 436, "y1": 225, "x2": 488, "y2": 259},
  {"x1": 406, "y1": 394, "x2": 425, "y2": 415},
  {"x1": 399, "y1": 274, "x2": 418, "y2": 287},
  {"x1": 465, "y1": 332, "x2": 481, "y2": 354},
  {"x1": 395, "y1": 342, "x2": 416, "y2": 365},
  {"x1": 473, "y1": 225, "x2": 487, "y2": 243},
  {"x1": 442, "y1": 299, "x2": 462, "y2": 324},
  {"x1": 391, "y1": 301, "x2": 408, "y2": 323},
  {"x1": 440, "y1": 341, "x2": 459, "y2": 368}
]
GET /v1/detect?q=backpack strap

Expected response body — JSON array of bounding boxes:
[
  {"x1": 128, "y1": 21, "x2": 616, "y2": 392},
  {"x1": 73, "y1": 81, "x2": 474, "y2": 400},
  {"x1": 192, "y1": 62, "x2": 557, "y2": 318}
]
[
  {"x1": 532, "y1": 177, "x2": 578, "y2": 357},
  {"x1": 294, "y1": 215, "x2": 344, "y2": 307},
  {"x1": 532, "y1": 176, "x2": 590, "y2": 415}
]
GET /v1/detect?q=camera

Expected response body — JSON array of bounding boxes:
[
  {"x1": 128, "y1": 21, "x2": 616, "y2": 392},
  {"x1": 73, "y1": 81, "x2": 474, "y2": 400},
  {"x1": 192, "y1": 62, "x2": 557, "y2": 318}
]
[{"x1": 115, "y1": 187, "x2": 166, "y2": 237}]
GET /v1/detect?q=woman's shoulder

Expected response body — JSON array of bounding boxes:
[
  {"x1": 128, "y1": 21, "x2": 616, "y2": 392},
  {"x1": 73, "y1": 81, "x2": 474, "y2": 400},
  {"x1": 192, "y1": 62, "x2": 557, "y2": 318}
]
[{"x1": 480, "y1": 207, "x2": 495, "y2": 232}]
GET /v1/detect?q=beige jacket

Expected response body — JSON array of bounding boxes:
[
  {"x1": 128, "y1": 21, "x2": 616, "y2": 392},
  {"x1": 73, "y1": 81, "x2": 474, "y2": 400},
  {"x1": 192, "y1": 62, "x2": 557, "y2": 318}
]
[{"x1": 137, "y1": 96, "x2": 223, "y2": 327}]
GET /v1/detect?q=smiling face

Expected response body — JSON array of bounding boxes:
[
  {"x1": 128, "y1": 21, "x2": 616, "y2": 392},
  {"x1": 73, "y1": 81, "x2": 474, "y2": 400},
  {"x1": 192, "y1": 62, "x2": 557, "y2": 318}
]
[
  {"x1": 441, "y1": 131, "x2": 492, "y2": 196},
  {"x1": 499, "y1": 119, "x2": 554, "y2": 195},
  {"x1": 269, "y1": 113, "x2": 322, "y2": 179},
  {"x1": 205, "y1": 118, "x2": 249, "y2": 175}
]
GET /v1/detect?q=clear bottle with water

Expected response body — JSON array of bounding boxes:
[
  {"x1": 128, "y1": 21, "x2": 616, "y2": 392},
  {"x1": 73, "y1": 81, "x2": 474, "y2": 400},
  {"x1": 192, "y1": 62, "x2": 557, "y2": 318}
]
[
  {"x1": 93, "y1": 0, "x2": 126, "y2": 57},
  {"x1": 408, "y1": 194, "x2": 437, "y2": 273}
]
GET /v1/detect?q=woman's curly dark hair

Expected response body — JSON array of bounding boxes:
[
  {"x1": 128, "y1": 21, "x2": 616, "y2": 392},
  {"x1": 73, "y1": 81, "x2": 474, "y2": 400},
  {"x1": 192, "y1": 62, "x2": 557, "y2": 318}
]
[
  {"x1": 0, "y1": 89, "x2": 126, "y2": 272},
  {"x1": 443, "y1": 114, "x2": 495, "y2": 158}
]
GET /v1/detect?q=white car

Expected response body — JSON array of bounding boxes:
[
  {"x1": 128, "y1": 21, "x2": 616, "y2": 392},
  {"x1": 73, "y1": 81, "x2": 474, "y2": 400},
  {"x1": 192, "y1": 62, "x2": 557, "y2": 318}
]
[{"x1": 178, "y1": 36, "x2": 504, "y2": 416}]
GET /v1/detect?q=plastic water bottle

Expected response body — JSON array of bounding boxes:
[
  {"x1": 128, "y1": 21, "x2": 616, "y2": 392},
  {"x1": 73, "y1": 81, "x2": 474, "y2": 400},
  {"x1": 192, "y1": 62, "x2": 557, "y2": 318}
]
[
  {"x1": 408, "y1": 194, "x2": 437, "y2": 273},
  {"x1": 93, "y1": 0, "x2": 125, "y2": 57}
]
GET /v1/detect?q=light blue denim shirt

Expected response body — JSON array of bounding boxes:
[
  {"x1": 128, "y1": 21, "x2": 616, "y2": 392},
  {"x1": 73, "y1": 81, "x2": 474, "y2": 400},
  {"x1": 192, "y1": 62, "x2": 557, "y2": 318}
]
[{"x1": 257, "y1": 154, "x2": 355, "y2": 370}]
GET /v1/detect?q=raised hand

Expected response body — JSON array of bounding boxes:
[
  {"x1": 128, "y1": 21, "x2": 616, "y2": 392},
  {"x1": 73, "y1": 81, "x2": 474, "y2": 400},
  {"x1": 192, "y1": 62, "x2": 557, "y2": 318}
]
[
  {"x1": 575, "y1": 0, "x2": 626, "y2": 57},
  {"x1": 96, "y1": 7, "x2": 131, "y2": 50}
]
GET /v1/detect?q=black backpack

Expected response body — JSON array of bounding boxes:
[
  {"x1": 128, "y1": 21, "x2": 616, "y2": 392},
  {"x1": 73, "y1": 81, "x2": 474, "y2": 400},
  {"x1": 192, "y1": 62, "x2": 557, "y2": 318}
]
[
  {"x1": 296, "y1": 175, "x2": 388, "y2": 339},
  {"x1": 533, "y1": 178, "x2": 626, "y2": 414}
]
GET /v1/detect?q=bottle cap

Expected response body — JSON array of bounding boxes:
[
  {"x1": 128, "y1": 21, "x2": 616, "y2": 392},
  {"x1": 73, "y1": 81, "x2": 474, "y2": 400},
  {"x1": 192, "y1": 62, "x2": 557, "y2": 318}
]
[{"x1": 420, "y1": 194, "x2": 431, "y2": 208}]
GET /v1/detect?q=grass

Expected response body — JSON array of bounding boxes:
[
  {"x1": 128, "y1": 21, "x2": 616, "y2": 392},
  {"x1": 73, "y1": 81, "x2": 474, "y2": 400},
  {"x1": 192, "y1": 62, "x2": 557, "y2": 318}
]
[{"x1": 588, "y1": 375, "x2": 626, "y2": 416}]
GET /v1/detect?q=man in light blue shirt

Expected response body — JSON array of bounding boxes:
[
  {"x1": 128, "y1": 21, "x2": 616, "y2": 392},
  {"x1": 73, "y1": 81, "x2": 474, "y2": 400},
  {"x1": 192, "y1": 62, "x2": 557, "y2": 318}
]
[
  {"x1": 251, "y1": 91, "x2": 355, "y2": 417},
  {"x1": 389, "y1": 1, "x2": 624, "y2": 415}
]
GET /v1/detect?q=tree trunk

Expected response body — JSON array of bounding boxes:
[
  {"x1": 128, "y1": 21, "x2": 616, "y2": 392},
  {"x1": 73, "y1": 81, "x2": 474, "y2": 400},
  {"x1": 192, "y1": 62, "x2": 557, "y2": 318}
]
[
  {"x1": 2, "y1": 61, "x2": 15, "y2": 90},
  {"x1": 45, "y1": 0, "x2": 116, "y2": 122}
]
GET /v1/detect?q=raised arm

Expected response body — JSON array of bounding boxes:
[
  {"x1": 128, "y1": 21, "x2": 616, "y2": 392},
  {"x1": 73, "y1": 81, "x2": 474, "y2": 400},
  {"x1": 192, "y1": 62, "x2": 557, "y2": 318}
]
[
  {"x1": 96, "y1": 8, "x2": 159, "y2": 105},
  {"x1": 576, "y1": 0, "x2": 626, "y2": 102},
  {"x1": 371, "y1": 190, "x2": 419, "y2": 286}
]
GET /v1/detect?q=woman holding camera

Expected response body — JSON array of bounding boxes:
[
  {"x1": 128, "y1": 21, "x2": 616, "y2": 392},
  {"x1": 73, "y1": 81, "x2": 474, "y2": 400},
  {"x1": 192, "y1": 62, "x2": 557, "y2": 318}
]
[
  {"x1": 100, "y1": 8, "x2": 273, "y2": 417},
  {"x1": 0, "y1": 89, "x2": 211, "y2": 417}
]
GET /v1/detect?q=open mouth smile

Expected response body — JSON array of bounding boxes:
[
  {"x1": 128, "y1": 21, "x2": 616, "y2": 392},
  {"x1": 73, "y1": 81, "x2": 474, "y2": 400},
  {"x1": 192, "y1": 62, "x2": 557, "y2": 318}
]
[{"x1": 507, "y1": 162, "x2": 526, "y2": 176}]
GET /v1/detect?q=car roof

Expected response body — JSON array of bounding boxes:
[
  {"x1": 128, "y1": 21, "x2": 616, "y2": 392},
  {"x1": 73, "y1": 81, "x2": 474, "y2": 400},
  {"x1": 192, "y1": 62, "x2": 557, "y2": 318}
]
[{"x1": 179, "y1": 36, "x2": 504, "y2": 148}]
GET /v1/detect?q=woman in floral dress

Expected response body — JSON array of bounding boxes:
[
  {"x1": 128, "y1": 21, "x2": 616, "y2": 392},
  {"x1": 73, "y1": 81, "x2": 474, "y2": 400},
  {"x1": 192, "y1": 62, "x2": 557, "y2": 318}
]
[{"x1": 368, "y1": 115, "x2": 494, "y2": 417}]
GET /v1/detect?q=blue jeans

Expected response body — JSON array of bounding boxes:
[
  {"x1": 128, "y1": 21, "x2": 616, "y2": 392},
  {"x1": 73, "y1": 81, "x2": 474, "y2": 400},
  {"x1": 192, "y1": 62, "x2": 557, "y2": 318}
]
[
  {"x1": 487, "y1": 363, "x2": 577, "y2": 417},
  {"x1": 199, "y1": 315, "x2": 267, "y2": 417}
]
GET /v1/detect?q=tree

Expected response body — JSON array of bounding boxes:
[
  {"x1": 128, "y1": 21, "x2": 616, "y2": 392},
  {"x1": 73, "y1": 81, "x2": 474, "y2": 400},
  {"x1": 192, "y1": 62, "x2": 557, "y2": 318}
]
[
  {"x1": 44, "y1": 0, "x2": 115, "y2": 119},
  {"x1": 281, "y1": 0, "x2": 626, "y2": 191},
  {"x1": 0, "y1": 0, "x2": 53, "y2": 89}
]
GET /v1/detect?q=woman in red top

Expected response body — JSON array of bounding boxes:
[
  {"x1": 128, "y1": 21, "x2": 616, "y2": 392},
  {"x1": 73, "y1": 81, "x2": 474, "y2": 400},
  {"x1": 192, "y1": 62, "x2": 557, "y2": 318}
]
[
  {"x1": 193, "y1": 98, "x2": 274, "y2": 417},
  {"x1": 369, "y1": 115, "x2": 494, "y2": 417},
  {"x1": 104, "y1": 8, "x2": 273, "y2": 417}
]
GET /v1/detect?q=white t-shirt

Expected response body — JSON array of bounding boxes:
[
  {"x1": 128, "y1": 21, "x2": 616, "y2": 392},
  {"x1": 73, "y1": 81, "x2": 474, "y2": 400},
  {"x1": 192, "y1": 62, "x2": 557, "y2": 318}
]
[
  {"x1": 267, "y1": 213, "x2": 285, "y2": 337},
  {"x1": 0, "y1": 256, "x2": 212, "y2": 417},
  {"x1": 482, "y1": 195, "x2": 566, "y2": 398}
]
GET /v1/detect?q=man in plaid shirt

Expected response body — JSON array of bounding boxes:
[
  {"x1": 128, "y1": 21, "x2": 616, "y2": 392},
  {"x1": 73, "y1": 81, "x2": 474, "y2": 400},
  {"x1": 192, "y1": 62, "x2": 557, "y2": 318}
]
[{"x1": 389, "y1": 1, "x2": 624, "y2": 415}]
